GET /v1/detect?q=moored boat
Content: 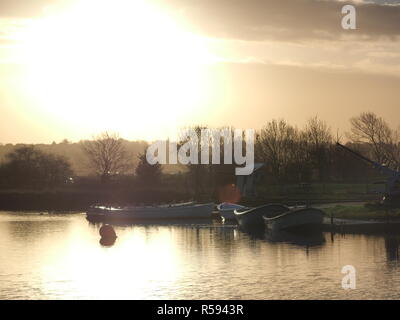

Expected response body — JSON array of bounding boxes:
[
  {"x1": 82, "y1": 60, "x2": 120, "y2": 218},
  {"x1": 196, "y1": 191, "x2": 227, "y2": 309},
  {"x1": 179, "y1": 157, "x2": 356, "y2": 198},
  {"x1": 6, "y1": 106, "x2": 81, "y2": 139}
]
[
  {"x1": 234, "y1": 204, "x2": 290, "y2": 233},
  {"x1": 263, "y1": 207, "x2": 325, "y2": 232},
  {"x1": 86, "y1": 202, "x2": 214, "y2": 221},
  {"x1": 217, "y1": 202, "x2": 248, "y2": 221}
]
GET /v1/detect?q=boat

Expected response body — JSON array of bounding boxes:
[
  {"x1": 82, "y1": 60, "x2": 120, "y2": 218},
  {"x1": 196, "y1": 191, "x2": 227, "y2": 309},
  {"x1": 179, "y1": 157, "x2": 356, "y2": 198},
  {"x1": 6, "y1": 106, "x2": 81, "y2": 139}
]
[
  {"x1": 263, "y1": 207, "x2": 325, "y2": 232},
  {"x1": 217, "y1": 202, "x2": 249, "y2": 221},
  {"x1": 234, "y1": 204, "x2": 290, "y2": 233},
  {"x1": 86, "y1": 202, "x2": 214, "y2": 221}
]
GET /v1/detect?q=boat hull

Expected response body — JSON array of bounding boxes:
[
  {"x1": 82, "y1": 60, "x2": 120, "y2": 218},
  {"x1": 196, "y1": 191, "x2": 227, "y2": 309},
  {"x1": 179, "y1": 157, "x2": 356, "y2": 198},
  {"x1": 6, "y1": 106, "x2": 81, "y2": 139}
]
[
  {"x1": 234, "y1": 204, "x2": 290, "y2": 233},
  {"x1": 217, "y1": 203, "x2": 247, "y2": 221},
  {"x1": 87, "y1": 203, "x2": 214, "y2": 221},
  {"x1": 263, "y1": 208, "x2": 324, "y2": 232}
]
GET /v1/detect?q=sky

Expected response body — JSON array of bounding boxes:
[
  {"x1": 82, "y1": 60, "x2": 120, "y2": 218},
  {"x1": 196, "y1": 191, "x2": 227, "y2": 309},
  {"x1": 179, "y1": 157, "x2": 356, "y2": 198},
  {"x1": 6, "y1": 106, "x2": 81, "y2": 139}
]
[{"x1": 0, "y1": 0, "x2": 399, "y2": 143}]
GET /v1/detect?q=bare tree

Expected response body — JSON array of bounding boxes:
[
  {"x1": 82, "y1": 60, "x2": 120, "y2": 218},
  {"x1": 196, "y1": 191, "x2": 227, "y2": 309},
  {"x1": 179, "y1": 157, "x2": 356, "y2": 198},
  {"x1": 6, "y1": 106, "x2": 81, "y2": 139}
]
[
  {"x1": 348, "y1": 112, "x2": 400, "y2": 167},
  {"x1": 82, "y1": 132, "x2": 131, "y2": 182},
  {"x1": 178, "y1": 125, "x2": 209, "y2": 197},
  {"x1": 388, "y1": 128, "x2": 400, "y2": 169},
  {"x1": 257, "y1": 119, "x2": 304, "y2": 182},
  {"x1": 177, "y1": 125, "x2": 237, "y2": 198},
  {"x1": 305, "y1": 116, "x2": 332, "y2": 147},
  {"x1": 305, "y1": 116, "x2": 332, "y2": 182}
]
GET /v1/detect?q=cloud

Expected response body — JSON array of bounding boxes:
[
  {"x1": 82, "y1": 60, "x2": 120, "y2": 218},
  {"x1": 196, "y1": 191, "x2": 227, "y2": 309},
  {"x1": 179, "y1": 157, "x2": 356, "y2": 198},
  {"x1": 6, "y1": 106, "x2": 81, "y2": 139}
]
[
  {"x1": 196, "y1": 61, "x2": 400, "y2": 133},
  {"x1": 2, "y1": 0, "x2": 398, "y2": 42},
  {"x1": 159, "y1": 0, "x2": 400, "y2": 42}
]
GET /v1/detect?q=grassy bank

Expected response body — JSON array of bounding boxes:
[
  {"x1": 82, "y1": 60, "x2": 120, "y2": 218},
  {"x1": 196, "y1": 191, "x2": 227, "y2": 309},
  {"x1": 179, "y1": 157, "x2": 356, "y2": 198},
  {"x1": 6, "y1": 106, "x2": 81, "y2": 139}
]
[{"x1": 324, "y1": 204, "x2": 400, "y2": 220}]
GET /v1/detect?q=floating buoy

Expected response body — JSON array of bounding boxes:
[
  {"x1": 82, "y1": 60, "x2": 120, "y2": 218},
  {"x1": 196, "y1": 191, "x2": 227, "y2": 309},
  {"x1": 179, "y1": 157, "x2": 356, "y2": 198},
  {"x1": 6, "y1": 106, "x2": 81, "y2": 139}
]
[
  {"x1": 99, "y1": 224, "x2": 117, "y2": 239},
  {"x1": 99, "y1": 237, "x2": 116, "y2": 247}
]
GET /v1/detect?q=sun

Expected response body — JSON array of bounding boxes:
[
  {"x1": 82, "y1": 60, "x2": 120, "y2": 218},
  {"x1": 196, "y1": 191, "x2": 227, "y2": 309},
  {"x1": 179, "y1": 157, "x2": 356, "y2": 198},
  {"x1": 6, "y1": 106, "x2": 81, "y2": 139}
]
[{"x1": 17, "y1": 0, "x2": 215, "y2": 141}]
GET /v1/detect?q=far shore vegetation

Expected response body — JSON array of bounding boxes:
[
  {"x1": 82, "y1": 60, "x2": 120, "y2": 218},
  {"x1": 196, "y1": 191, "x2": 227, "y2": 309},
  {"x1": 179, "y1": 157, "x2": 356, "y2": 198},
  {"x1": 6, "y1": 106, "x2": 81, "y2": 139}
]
[{"x1": 325, "y1": 204, "x2": 400, "y2": 220}]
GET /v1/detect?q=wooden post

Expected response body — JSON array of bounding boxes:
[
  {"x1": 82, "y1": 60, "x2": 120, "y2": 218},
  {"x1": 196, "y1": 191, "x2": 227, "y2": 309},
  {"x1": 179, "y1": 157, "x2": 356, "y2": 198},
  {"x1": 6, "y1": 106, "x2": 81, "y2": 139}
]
[{"x1": 329, "y1": 211, "x2": 336, "y2": 235}]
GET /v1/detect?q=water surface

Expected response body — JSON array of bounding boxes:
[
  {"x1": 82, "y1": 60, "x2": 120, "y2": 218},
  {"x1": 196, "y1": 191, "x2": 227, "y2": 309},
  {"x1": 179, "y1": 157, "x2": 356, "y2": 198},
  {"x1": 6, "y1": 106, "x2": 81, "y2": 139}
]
[{"x1": 0, "y1": 211, "x2": 399, "y2": 299}]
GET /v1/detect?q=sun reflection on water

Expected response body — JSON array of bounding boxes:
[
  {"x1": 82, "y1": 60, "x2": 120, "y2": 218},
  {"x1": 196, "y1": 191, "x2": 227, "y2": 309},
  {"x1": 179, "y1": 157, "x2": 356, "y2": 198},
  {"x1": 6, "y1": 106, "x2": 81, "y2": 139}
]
[{"x1": 38, "y1": 223, "x2": 181, "y2": 299}]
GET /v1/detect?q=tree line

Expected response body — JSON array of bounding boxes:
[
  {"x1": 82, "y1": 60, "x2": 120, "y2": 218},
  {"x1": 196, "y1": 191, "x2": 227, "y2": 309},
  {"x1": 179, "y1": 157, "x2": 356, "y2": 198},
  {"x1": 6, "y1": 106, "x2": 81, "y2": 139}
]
[
  {"x1": 256, "y1": 112, "x2": 400, "y2": 184},
  {"x1": 0, "y1": 112, "x2": 399, "y2": 191},
  {"x1": 175, "y1": 112, "x2": 400, "y2": 195}
]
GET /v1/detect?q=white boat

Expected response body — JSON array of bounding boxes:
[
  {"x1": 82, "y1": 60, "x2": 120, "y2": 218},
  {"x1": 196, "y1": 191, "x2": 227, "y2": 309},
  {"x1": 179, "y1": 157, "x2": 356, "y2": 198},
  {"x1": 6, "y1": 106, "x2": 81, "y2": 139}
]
[
  {"x1": 263, "y1": 207, "x2": 325, "y2": 232},
  {"x1": 87, "y1": 202, "x2": 214, "y2": 221},
  {"x1": 217, "y1": 202, "x2": 248, "y2": 221}
]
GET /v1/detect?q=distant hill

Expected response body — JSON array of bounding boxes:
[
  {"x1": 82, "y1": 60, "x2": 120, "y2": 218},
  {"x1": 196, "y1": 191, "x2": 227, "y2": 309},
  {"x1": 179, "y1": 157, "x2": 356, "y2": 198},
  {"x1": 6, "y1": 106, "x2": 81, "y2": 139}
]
[{"x1": 0, "y1": 140, "x2": 186, "y2": 176}]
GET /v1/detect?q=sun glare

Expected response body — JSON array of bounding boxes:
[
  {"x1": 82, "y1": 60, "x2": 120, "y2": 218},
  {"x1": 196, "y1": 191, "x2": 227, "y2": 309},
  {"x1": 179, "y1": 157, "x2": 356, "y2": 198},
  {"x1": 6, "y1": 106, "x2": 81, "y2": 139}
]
[{"x1": 17, "y1": 0, "x2": 215, "y2": 140}]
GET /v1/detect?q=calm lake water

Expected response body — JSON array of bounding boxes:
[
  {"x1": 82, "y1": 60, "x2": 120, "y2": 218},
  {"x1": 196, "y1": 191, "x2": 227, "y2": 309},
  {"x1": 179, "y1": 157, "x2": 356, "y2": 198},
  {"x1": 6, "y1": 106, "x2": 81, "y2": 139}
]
[{"x1": 1, "y1": 211, "x2": 400, "y2": 300}]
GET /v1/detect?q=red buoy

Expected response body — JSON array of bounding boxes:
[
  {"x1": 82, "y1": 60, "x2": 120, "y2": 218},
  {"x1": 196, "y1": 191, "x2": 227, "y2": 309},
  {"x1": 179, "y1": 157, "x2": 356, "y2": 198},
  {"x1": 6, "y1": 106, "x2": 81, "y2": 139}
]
[{"x1": 99, "y1": 224, "x2": 117, "y2": 239}]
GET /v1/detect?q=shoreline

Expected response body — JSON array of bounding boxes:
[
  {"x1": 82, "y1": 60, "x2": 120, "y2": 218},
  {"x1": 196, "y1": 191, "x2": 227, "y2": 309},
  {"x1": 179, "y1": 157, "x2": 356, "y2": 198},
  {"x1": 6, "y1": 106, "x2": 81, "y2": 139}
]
[{"x1": 0, "y1": 189, "x2": 192, "y2": 211}]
